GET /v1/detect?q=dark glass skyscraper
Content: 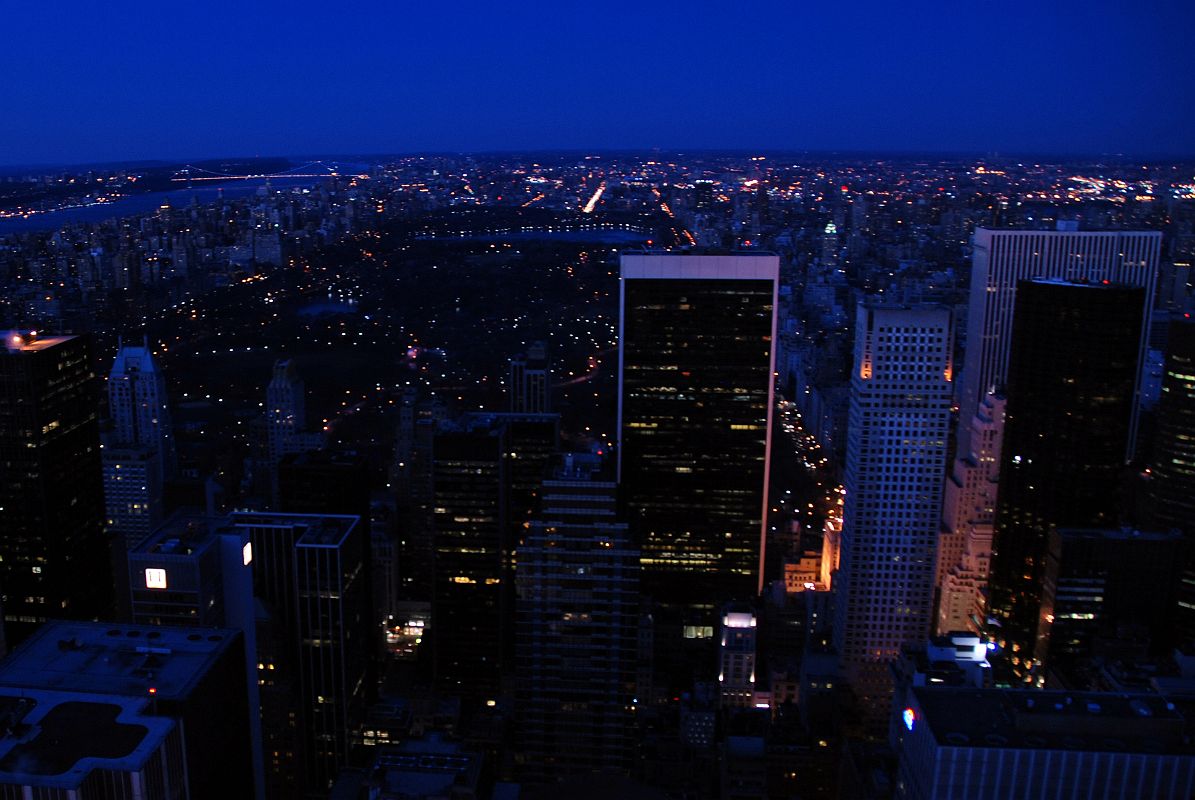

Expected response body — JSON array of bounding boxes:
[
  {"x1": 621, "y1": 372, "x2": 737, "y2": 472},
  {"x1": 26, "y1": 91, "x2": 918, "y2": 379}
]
[
  {"x1": 233, "y1": 512, "x2": 368, "y2": 798},
  {"x1": 515, "y1": 454, "x2": 638, "y2": 783},
  {"x1": 618, "y1": 254, "x2": 778, "y2": 610},
  {"x1": 431, "y1": 424, "x2": 505, "y2": 701},
  {"x1": 987, "y1": 279, "x2": 1144, "y2": 685},
  {"x1": 1148, "y1": 319, "x2": 1195, "y2": 642},
  {"x1": 1150, "y1": 319, "x2": 1195, "y2": 531},
  {"x1": 0, "y1": 332, "x2": 110, "y2": 646}
]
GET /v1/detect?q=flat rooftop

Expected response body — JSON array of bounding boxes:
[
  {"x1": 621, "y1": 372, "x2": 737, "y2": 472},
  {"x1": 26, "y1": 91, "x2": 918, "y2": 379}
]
[
  {"x1": 913, "y1": 687, "x2": 1194, "y2": 755},
  {"x1": 2, "y1": 333, "x2": 74, "y2": 353},
  {"x1": 0, "y1": 689, "x2": 174, "y2": 787},
  {"x1": 621, "y1": 252, "x2": 778, "y2": 281},
  {"x1": 0, "y1": 620, "x2": 239, "y2": 702},
  {"x1": 230, "y1": 511, "x2": 358, "y2": 548},
  {"x1": 133, "y1": 513, "x2": 225, "y2": 556}
]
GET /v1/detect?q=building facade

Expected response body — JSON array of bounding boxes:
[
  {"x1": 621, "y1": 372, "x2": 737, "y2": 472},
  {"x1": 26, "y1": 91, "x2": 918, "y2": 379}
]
[
  {"x1": 960, "y1": 227, "x2": 1159, "y2": 454},
  {"x1": 986, "y1": 280, "x2": 1143, "y2": 685},
  {"x1": 833, "y1": 304, "x2": 953, "y2": 727},
  {"x1": 0, "y1": 332, "x2": 110, "y2": 645},
  {"x1": 618, "y1": 253, "x2": 778, "y2": 608},
  {"x1": 515, "y1": 456, "x2": 638, "y2": 782}
]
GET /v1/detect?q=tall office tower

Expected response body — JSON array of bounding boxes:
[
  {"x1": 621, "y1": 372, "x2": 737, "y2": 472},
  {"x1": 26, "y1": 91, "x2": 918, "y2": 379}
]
[
  {"x1": 128, "y1": 514, "x2": 265, "y2": 798},
  {"x1": 266, "y1": 359, "x2": 320, "y2": 462},
  {"x1": 509, "y1": 341, "x2": 550, "y2": 413},
  {"x1": 1148, "y1": 320, "x2": 1195, "y2": 641},
  {"x1": 279, "y1": 450, "x2": 371, "y2": 522},
  {"x1": 693, "y1": 180, "x2": 715, "y2": 210},
  {"x1": 393, "y1": 390, "x2": 444, "y2": 600},
  {"x1": 515, "y1": 454, "x2": 638, "y2": 783},
  {"x1": 821, "y1": 222, "x2": 839, "y2": 267},
  {"x1": 832, "y1": 304, "x2": 953, "y2": 727},
  {"x1": 233, "y1": 512, "x2": 368, "y2": 798},
  {"x1": 431, "y1": 424, "x2": 505, "y2": 702},
  {"x1": 1037, "y1": 528, "x2": 1183, "y2": 687},
  {"x1": 987, "y1": 279, "x2": 1143, "y2": 685},
  {"x1": 960, "y1": 227, "x2": 1159, "y2": 455},
  {"x1": 935, "y1": 393, "x2": 1006, "y2": 635},
  {"x1": 618, "y1": 253, "x2": 777, "y2": 615},
  {"x1": 0, "y1": 620, "x2": 256, "y2": 798},
  {"x1": 102, "y1": 442, "x2": 164, "y2": 549},
  {"x1": 107, "y1": 339, "x2": 176, "y2": 480},
  {"x1": 0, "y1": 332, "x2": 110, "y2": 645},
  {"x1": 718, "y1": 606, "x2": 758, "y2": 709}
]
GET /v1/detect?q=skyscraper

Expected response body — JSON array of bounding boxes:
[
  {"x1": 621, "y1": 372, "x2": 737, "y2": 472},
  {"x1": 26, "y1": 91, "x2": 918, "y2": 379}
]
[
  {"x1": 233, "y1": 512, "x2": 368, "y2": 798},
  {"x1": 935, "y1": 393, "x2": 1005, "y2": 635},
  {"x1": 0, "y1": 332, "x2": 110, "y2": 645},
  {"x1": 833, "y1": 304, "x2": 954, "y2": 726},
  {"x1": 1146, "y1": 319, "x2": 1195, "y2": 642},
  {"x1": 127, "y1": 514, "x2": 265, "y2": 798},
  {"x1": 102, "y1": 442, "x2": 164, "y2": 549},
  {"x1": 266, "y1": 359, "x2": 320, "y2": 462},
  {"x1": 618, "y1": 253, "x2": 778, "y2": 610},
  {"x1": 107, "y1": 339, "x2": 176, "y2": 481},
  {"x1": 430, "y1": 423, "x2": 505, "y2": 702},
  {"x1": 959, "y1": 227, "x2": 1159, "y2": 454},
  {"x1": 515, "y1": 454, "x2": 638, "y2": 782},
  {"x1": 986, "y1": 279, "x2": 1143, "y2": 685},
  {"x1": 509, "y1": 341, "x2": 550, "y2": 413},
  {"x1": 718, "y1": 606, "x2": 758, "y2": 709},
  {"x1": 1149, "y1": 318, "x2": 1195, "y2": 533},
  {"x1": 1037, "y1": 527, "x2": 1183, "y2": 686}
]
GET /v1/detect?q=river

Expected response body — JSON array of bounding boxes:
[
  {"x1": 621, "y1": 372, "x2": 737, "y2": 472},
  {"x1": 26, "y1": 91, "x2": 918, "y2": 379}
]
[{"x1": 0, "y1": 177, "x2": 323, "y2": 235}]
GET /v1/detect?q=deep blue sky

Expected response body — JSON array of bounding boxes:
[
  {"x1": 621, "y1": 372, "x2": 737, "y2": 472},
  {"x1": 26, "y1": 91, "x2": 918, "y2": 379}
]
[{"x1": 3, "y1": 0, "x2": 1194, "y2": 165}]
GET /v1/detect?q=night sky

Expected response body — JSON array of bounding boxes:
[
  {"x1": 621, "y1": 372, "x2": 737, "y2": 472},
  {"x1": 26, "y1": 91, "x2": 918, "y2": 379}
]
[{"x1": 3, "y1": 0, "x2": 1194, "y2": 165}]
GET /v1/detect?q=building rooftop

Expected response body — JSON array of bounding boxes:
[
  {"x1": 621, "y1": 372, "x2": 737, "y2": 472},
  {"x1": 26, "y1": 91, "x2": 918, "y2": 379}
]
[
  {"x1": 0, "y1": 689, "x2": 174, "y2": 787},
  {"x1": 364, "y1": 734, "x2": 481, "y2": 799},
  {"x1": 109, "y1": 342, "x2": 161, "y2": 375},
  {"x1": 1055, "y1": 526, "x2": 1183, "y2": 543},
  {"x1": 230, "y1": 511, "x2": 358, "y2": 547},
  {"x1": 912, "y1": 687, "x2": 1194, "y2": 755},
  {"x1": 0, "y1": 620, "x2": 240, "y2": 702},
  {"x1": 621, "y1": 252, "x2": 778, "y2": 281},
  {"x1": 133, "y1": 514, "x2": 225, "y2": 557},
  {"x1": 2, "y1": 332, "x2": 74, "y2": 353},
  {"x1": 1025, "y1": 276, "x2": 1143, "y2": 291}
]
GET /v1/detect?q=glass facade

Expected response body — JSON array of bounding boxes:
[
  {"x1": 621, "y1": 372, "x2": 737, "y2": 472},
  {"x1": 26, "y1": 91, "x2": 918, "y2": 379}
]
[
  {"x1": 987, "y1": 280, "x2": 1143, "y2": 684},
  {"x1": 619, "y1": 258, "x2": 776, "y2": 609}
]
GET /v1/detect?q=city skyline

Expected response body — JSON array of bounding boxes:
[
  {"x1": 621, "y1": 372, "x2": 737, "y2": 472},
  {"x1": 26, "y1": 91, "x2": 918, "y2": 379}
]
[
  {"x1": 1, "y1": 14, "x2": 1194, "y2": 784},
  {"x1": 4, "y1": 1, "x2": 1195, "y2": 165}
]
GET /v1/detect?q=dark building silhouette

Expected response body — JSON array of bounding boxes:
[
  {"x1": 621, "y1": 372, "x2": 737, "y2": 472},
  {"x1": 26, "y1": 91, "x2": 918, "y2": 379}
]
[
  {"x1": 430, "y1": 412, "x2": 558, "y2": 703},
  {"x1": 393, "y1": 390, "x2": 444, "y2": 601},
  {"x1": 1147, "y1": 320, "x2": 1195, "y2": 642},
  {"x1": 279, "y1": 449, "x2": 371, "y2": 522},
  {"x1": 233, "y1": 512, "x2": 368, "y2": 798},
  {"x1": 0, "y1": 620, "x2": 255, "y2": 798},
  {"x1": 431, "y1": 424, "x2": 505, "y2": 702},
  {"x1": 126, "y1": 514, "x2": 265, "y2": 796},
  {"x1": 987, "y1": 279, "x2": 1143, "y2": 685},
  {"x1": 1038, "y1": 527, "x2": 1184, "y2": 687},
  {"x1": 0, "y1": 332, "x2": 110, "y2": 646},
  {"x1": 515, "y1": 454, "x2": 638, "y2": 782},
  {"x1": 618, "y1": 255, "x2": 777, "y2": 696},
  {"x1": 510, "y1": 341, "x2": 550, "y2": 414},
  {"x1": 618, "y1": 255, "x2": 777, "y2": 651}
]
